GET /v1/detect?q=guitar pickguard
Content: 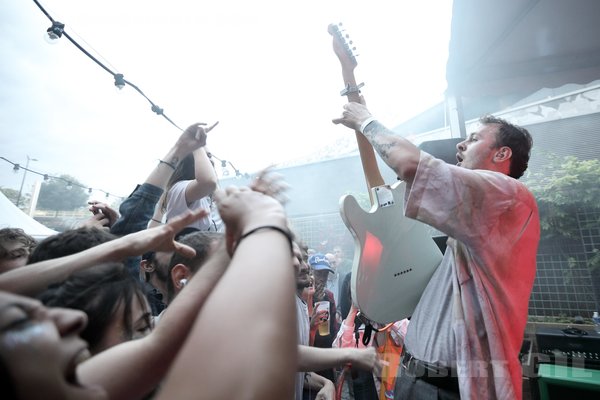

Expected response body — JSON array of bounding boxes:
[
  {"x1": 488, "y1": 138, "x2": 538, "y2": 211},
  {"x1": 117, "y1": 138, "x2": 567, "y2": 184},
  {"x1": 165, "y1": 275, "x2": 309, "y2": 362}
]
[{"x1": 340, "y1": 181, "x2": 443, "y2": 324}]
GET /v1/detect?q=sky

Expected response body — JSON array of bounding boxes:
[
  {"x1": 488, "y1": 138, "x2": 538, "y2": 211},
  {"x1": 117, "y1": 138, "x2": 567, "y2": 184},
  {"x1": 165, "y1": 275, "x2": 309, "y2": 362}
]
[{"x1": 0, "y1": 0, "x2": 452, "y2": 202}]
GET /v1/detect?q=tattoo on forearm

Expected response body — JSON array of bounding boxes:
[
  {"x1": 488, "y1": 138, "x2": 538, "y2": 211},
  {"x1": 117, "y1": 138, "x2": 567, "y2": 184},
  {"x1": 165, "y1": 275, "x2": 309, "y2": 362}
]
[
  {"x1": 363, "y1": 121, "x2": 396, "y2": 163},
  {"x1": 304, "y1": 372, "x2": 311, "y2": 384}
]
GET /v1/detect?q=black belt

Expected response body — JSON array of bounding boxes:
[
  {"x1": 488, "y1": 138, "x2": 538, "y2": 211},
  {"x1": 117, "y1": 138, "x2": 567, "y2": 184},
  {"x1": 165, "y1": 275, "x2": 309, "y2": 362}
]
[{"x1": 401, "y1": 350, "x2": 460, "y2": 393}]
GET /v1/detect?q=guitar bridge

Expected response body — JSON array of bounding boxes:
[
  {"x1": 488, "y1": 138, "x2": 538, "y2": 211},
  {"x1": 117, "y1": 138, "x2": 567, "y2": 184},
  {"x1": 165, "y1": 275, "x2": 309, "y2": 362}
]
[{"x1": 373, "y1": 185, "x2": 395, "y2": 208}]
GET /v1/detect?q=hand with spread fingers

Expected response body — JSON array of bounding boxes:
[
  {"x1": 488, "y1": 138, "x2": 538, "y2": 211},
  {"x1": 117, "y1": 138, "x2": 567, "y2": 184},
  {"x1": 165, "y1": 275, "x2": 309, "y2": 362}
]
[
  {"x1": 213, "y1": 186, "x2": 288, "y2": 255},
  {"x1": 118, "y1": 208, "x2": 209, "y2": 259},
  {"x1": 250, "y1": 166, "x2": 290, "y2": 204}
]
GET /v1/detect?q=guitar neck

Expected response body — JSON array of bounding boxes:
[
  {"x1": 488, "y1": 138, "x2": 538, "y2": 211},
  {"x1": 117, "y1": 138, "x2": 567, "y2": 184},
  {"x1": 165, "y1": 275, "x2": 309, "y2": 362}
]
[{"x1": 341, "y1": 70, "x2": 385, "y2": 202}]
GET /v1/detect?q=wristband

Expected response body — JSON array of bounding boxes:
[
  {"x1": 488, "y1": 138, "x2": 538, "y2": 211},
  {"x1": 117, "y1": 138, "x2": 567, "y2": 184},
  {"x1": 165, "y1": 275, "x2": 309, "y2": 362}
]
[
  {"x1": 359, "y1": 117, "x2": 377, "y2": 134},
  {"x1": 158, "y1": 159, "x2": 176, "y2": 170},
  {"x1": 237, "y1": 225, "x2": 293, "y2": 255}
]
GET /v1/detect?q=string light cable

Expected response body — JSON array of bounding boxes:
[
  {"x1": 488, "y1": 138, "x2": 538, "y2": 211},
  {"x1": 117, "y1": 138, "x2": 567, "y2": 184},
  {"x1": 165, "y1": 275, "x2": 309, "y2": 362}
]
[
  {"x1": 1, "y1": 156, "x2": 124, "y2": 201},
  {"x1": 30, "y1": 0, "x2": 246, "y2": 178}
]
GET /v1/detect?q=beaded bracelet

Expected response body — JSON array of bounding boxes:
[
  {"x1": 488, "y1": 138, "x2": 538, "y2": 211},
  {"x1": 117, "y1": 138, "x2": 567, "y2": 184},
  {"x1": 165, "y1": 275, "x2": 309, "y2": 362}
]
[{"x1": 237, "y1": 225, "x2": 294, "y2": 255}]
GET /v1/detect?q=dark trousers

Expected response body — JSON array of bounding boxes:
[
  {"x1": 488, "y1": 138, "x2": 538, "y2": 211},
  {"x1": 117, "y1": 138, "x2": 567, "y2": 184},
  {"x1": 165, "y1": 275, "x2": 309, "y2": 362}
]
[
  {"x1": 393, "y1": 353, "x2": 461, "y2": 400},
  {"x1": 393, "y1": 372, "x2": 460, "y2": 400}
]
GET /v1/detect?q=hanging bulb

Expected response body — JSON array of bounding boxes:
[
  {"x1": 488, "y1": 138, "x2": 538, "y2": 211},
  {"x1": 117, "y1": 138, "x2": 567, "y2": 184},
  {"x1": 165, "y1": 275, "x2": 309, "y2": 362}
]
[
  {"x1": 12, "y1": 164, "x2": 20, "y2": 173},
  {"x1": 114, "y1": 73, "x2": 125, "y2": 90},
  {"x1": 221, "y1": 160, "x2": 229, "y2": 177},
  {"x1": 45, "y1": 21, "x2": 65, "y2": 44},
  {"x1": 88, "y1": 188, "x2": 92, "y2": 194},
  {"x1": 105, "y1": 192, "x2": 110, "y2": 198},
  {"x1": 66, "y1": 182, "x2": 73, "y2": 190},
  {"x1": 43, "y1": 174, "x2": 49, "y2": 181}
]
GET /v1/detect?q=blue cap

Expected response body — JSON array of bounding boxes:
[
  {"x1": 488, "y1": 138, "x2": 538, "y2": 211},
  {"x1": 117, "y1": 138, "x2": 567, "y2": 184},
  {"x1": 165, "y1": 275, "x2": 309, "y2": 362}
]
[{"x1": 308, "y1": 253, "x2": 334, "y2": 273}]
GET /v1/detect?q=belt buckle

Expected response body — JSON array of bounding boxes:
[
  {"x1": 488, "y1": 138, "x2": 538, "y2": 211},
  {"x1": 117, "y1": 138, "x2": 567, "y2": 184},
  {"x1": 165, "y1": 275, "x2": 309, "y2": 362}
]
[{"x1": 403, "y1": 353, "x2": 416, "y2": 374}]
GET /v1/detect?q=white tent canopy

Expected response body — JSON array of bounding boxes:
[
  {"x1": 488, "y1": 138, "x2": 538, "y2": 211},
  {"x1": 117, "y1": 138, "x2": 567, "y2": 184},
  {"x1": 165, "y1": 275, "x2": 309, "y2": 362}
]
[{"x1": 0, "y1": 192, "x2": 57, "y2": 241}]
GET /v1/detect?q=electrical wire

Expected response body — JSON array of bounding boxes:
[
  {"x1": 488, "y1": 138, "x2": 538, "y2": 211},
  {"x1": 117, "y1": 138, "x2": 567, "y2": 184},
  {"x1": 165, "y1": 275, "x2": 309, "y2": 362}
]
[{"x1": 29, "y1": 0, "x2": 244, "y2": 176}]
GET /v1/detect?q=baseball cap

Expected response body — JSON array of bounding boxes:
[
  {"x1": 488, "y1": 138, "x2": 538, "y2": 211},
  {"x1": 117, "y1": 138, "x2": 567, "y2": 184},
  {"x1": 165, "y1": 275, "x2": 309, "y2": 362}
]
[{"x1": 308, "y1": 253, "x2": 334, "y2": 273}]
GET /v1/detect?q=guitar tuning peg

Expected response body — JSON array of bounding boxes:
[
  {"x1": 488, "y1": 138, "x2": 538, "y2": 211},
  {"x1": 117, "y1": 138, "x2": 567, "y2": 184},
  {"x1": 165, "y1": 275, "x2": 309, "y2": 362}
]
[
  {"x1": 349, "y1": 40, "x2": 353, "y2": 45},
  {"x1": 352, "y1": 47, "x2": 357, "y2": 51}
]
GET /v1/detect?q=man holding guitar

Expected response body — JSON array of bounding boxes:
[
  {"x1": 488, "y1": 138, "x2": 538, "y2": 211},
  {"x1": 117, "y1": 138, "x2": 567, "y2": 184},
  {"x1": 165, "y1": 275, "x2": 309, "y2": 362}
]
[{"x1": 332, "y1": 101, "x2": 539, "y2": 399}]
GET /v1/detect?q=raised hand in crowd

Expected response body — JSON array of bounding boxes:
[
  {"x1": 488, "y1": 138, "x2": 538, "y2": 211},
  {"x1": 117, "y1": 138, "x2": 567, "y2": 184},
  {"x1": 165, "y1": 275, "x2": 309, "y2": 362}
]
[
  {"x1": 250, "y1": 166, "x2": 291, "y2": 204},
  {"x1": 79, "y1": 200, "x2": 120, "y2": 231},
  {"x1": 214, "y1": 185, "x2": 289, "y2": 255}
]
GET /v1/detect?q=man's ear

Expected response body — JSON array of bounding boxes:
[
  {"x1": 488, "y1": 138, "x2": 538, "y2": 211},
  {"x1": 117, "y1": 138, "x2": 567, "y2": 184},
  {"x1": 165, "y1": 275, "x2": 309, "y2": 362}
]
[
  {"x1": 494, "y1": 146, "x2": 512, "y2": 162},
  {"x1": 139, "y1": 260, "x2": 154, "y2": 282},
  {"x1": 171, "y1": 264, "x2": 192, "y2": 290},
  {"x1": 140, "y1": 259, "x2": 155, "y2": 273}
]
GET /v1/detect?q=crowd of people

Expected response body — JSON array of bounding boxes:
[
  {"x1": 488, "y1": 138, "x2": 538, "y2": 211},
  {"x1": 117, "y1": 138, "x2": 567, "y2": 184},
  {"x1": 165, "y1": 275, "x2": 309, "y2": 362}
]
[{"x1": 0, "y1": 92, "x2": 538, "y2": 399}]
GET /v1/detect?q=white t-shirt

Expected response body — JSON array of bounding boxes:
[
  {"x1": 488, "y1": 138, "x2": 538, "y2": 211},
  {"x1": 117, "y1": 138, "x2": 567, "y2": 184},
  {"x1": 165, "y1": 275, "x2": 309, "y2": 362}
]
[
  {"x1": 295, "y1": 295, "x2": 310, "y2": 400},
  {"x1": 165, "y1": 180, "x2": 218, "y2": 231}
]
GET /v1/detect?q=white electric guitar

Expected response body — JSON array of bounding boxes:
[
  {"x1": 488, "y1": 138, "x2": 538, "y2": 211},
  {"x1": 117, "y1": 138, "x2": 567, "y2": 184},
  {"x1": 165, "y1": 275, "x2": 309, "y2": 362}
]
[{"x1": 329, "y1": 23, "x2": 443, "y2": 324}]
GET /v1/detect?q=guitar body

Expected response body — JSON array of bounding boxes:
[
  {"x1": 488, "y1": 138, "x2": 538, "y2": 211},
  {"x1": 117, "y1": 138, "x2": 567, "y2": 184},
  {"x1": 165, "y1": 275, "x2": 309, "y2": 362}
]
[{"x1": 340, "y1": 182, "x2": 443, "y2": 324}]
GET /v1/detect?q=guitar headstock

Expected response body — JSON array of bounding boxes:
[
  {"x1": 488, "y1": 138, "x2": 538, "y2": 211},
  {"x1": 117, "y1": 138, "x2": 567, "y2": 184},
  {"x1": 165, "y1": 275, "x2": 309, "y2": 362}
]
[{"x1": 328, "y1": 22, "x2": 358, "y2": 72}]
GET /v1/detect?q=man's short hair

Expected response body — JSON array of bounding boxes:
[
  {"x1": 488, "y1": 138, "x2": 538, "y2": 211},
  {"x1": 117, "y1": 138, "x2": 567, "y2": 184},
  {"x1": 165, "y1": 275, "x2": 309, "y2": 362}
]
[
  {"x1": 28, "y1": 227, "x2": 116, "y2": 264},
  {"x1": 0, "y1": 228, "x2": 37, "y2": 260},
  {"x1": 166, "y1": 231, "x2": 223, "y2": 302},
  {"x1": 480, "y1": 115, "x2": 533, "y2": 179}
]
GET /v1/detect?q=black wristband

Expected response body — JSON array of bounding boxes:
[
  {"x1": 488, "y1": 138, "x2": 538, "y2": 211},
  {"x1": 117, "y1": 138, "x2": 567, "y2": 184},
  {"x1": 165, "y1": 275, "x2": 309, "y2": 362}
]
[
  {"x1": 237, "y1": 225, "x2": 293, "y2": 255},
  {"x1": 158, "y1": 159, "x2": 176, "y2": 170}
]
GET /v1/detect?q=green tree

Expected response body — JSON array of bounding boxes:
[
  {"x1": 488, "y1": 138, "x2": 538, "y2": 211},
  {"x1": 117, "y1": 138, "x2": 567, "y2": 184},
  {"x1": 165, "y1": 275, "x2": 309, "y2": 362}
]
[
  {"x1": 0, "y1": 187, "x2": 20, "y2": 204},
  {"x1": 523, "y1": 153, "x2": 600, "y2": 309},
  {"x1": 37, "y1": 175, "x2": 88, "y2": 212}
]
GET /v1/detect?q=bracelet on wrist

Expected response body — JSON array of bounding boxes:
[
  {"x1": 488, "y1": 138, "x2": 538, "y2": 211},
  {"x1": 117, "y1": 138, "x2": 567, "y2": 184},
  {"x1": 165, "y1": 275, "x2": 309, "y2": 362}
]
[
  {"x1": 151, "y1": 218, "x2": 163, "y2": 224},
  {"x1": 236, "y1": 225, "x2": 293, "y2": 255},
  {"x1": 359, "y1": 117, "x2": 377, "y2": 134},
  {"x1": 158, "y1": 159, "x2": 177, "y2": 170}
]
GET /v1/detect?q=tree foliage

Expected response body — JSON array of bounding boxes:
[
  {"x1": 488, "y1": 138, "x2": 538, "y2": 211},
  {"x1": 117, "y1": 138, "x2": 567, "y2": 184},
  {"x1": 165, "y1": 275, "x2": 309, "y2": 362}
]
[
  {"x1": 524, "y1": 153, "x2": 600, "y2": 240},
  {"x1": 523, "y1": 153, "x2": 600, "y2": 274},
  {"x1": 0, "y1": 187, "x2": 19, "y2": 204},
  {"x1": 37, "y1": 175, "x2": 88, "y2": 212}
]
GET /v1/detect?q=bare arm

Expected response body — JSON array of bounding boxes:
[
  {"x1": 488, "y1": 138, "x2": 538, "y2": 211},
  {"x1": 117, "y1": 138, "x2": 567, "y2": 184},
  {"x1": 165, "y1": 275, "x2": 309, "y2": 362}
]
[
  {"x1": 78, "y1": 241, "x2": 231, "y2": 400},
  {"x1": 183, "y1": 123, "x2": 219, "y2": 203},
  {"x1": 111, "y1": 122, "x2": 218, "y2": 234},
  {"x1": 148, "y1": 122, "x2": 218, "y2": 189},
  {"x1": 297, "y1": 345, "x2": 380, "y2": 374},
  {"x1": 304, "y1": 372, "x2": 335, "y2": 400},
  {"x1": 0, "y1": 210, "x2": 207, "y2": 296},
  {"x1": 157, "y1": 187, "x2": 297, "y2": 399},
  {"x1": 333, "y1": 102, "x2": 421, "y2": 183}
]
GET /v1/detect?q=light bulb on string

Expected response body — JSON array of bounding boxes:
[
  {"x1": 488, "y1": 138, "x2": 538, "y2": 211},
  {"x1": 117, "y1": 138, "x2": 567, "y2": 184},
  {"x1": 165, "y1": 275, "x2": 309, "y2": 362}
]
[
  {"x1": 44, "y1": 21, "x2": 65, "y2": 44},
  {"x1": 12, "y1": 164, "x2": 20, "y2": 173},
  {"x1": 221, "y1": 160, "x2": 229, "y2": 177},
  {"x1": 66, "y1": 182, "x2": 73, "y2": 190},
  {"x1": 114, "y1": 74, "x2": 125, "y2": 90},
  {"x1": 88, "y1": 188, "x2": 92, "y2": 194},
  {"x1": 43, "y1": 174, "x2": 49, "y2": 181}
]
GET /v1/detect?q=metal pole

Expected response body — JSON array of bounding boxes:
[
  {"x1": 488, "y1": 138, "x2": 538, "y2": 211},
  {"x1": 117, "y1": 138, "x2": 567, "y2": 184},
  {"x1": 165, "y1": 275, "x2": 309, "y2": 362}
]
[{"x1": 16, "y1": 155, "x2": 37, "y2": 208}]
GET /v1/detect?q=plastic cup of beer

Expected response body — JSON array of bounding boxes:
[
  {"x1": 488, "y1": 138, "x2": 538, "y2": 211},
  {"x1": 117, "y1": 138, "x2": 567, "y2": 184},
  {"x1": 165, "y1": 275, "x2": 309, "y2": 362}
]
[{"x1": 315, "y1": 301, "x2": 330, "y2": 336}]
